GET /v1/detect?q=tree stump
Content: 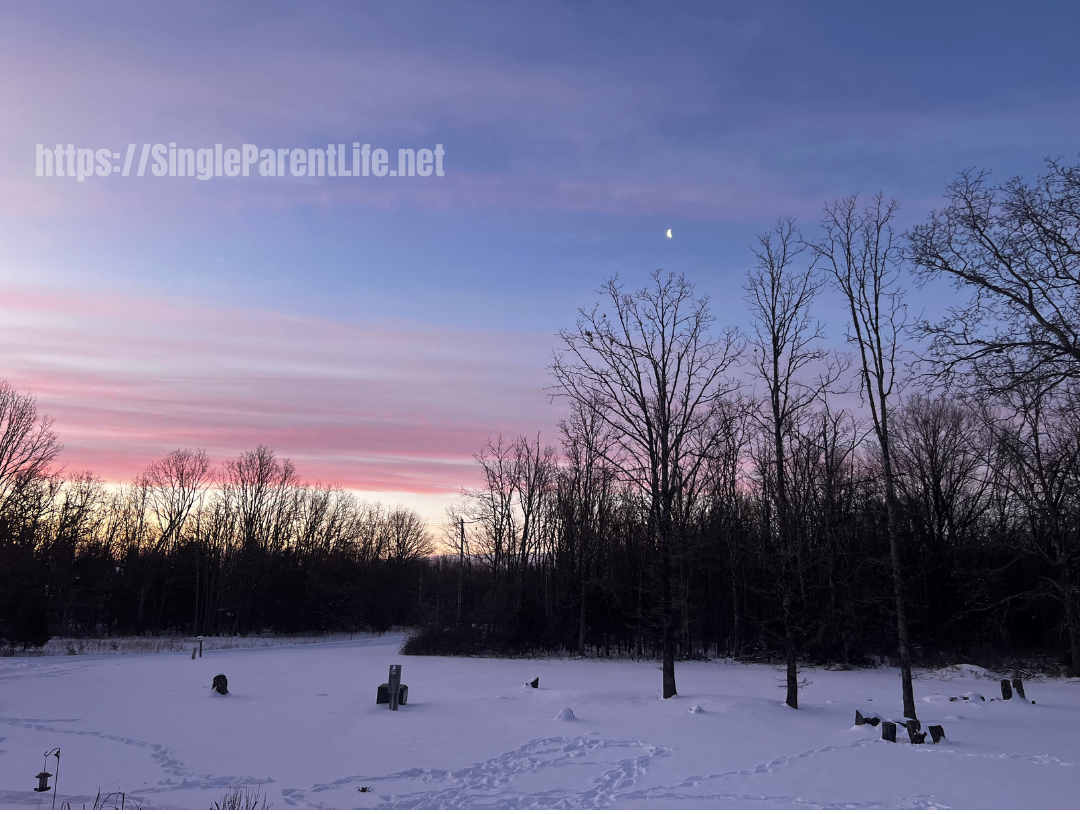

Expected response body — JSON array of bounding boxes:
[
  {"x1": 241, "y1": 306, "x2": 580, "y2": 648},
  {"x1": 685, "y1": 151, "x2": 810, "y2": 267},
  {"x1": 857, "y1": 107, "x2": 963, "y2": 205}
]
[
  {"x1": 928, "y1": 724, "x2": 945, "y2": 744},
  {"x1": 904, "y1": 719, "x2": 921, "y2": 741},
  {"x1": 212, "y1": 674, "x2": 228, "y2": 695},
  {"x1": 881, "y1": 721, "x2": 896, "y2": 742},
  {"x1": 854, "y1": 711, "x2": 881, "y2": 726},
  {"x1": 1000, "y1": 679, "x2": 1012, "y2": 700},
  {"x1": 1012, "y1": 676, "x2": 1026, "y2": 699},
  {"x1": 910, "y1": 731, "x2": 926, "y2": 744}
]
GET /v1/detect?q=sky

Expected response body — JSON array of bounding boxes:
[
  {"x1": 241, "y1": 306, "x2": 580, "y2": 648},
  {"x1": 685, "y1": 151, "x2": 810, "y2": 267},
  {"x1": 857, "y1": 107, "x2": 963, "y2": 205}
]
[{"x1": 2, "y1": 0, "x2": 1079, "y2": 523}]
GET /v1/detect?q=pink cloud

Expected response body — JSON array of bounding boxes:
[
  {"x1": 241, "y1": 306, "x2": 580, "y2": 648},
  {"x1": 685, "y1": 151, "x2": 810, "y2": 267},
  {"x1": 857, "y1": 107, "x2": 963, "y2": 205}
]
[{"x1": 0, "y1": 281, "x2": 564, "y2": 497}]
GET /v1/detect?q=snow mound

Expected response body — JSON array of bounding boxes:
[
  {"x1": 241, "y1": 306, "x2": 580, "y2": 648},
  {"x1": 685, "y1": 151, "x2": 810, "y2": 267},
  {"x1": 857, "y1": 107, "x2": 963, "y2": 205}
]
[
  {"x1": 923, "y1": 663, "x2": 1002, "y2": 681},
  {"x1": 921, "y1": 693, "x2": 957, "y2": 704},
  {"x1": 688, "y1": 704, "x2": 705, "y2": 714},
  {"x1": 554, "y1": 706, "x2": 578, "y2": 721}
]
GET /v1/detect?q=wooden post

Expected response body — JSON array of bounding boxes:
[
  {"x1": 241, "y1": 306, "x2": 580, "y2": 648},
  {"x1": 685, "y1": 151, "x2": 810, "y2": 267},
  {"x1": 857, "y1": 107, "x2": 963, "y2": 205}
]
[
  {"x1": 191, "y1": 648, "x2": 196, "y2": 660},
  {"x1": 881, "y1": 721, "x2": 897, "y2": 742},
  {"x1": 1000, "y1": 679, "x2": 1012, "y2": 700},
  {"x1": 928, "y1": 724, "x2": 945, "y2": 744}
]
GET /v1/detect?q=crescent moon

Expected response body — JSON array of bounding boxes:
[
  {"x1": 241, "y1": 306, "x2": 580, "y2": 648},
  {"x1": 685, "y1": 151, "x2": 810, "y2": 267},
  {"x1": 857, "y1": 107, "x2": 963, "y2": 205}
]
[{"x1": 666, "y1": 229, "x2": 672, "y2": 238}]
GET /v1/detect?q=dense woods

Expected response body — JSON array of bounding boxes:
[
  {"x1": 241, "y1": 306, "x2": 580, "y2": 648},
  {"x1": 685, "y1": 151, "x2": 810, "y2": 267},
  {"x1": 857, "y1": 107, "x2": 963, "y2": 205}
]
[
  {"x1": 3, "y1": 158, "x2": 1078, "y2": 701},
  {"x1": 0, "y1": 428, "x2": 434, "y2": 649}
]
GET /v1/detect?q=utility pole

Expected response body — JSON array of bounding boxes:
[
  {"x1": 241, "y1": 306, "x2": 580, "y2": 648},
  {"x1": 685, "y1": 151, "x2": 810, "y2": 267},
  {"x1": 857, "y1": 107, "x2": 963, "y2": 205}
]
[{"x1": 456, "y1": 518, "x2": 466, "y2": 627}]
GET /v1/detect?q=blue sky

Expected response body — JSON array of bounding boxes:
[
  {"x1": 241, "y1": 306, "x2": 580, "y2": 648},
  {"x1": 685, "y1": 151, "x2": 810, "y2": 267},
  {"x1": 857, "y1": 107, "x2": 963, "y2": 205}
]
[{"x1": 1, "y1": 0, "x2": 1078, "y2": 518}]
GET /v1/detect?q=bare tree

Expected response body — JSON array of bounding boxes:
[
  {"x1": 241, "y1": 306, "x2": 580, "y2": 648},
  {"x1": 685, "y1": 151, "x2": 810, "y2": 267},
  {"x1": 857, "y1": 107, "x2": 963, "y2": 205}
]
[
  {"x1": 141, "y1": 449, "x2": 213, "y2": 550},
  {"x1": 219, "y1": 446, "x2": 300, "y2": 631},
  {"x1": 812, "y1": 195, "x2": 918, "y2": 720},
  {"x1": 986, "y1": 384, "x2": 1080, "y2": 675},
  {"x1": 384, "y1": 506, "x2": 434, "y2": 564},
  {"x1": 907, "y1": 158, "x2": 1080, "y2": 393},
  {"x1": 892, "y1": 395, "x2": 989, "y2": 553},
  {"x1": 744, "y1": 217, "x2": 834, "y2": 709},
  {"x1": 464, "y1": 434, "x2": 557, "y2": 615},
  {"x1": 558, "y1": 397, "x2": 619, "y2": 655},
  {"x1": 0, "y1": 381, "x2": 62, "y2": 517},
  {"x1": 550, "y1": 270, "x2": 741, "y2": 698},
  {"x1": 221, "y1": 445, "x2": 299, "y2": 552}
]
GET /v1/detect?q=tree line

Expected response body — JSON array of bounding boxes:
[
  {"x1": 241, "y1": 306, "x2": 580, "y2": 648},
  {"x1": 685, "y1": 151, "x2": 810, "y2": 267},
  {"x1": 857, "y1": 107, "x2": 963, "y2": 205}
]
[
  {"x1": 0, "y1": 427, "x2": 435, "y2": 650},
  {"x1": 407, "y1": 157, "x2": 1080, "y2": 721},
  {"x1": 2, "y1": 156, "x2": 1077, "y2": 722}
]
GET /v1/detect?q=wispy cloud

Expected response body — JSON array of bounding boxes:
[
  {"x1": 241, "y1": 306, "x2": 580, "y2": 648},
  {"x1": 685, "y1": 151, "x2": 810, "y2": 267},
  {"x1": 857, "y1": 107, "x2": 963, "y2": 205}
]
[{"x1": 0, "y1": 281, "x2": 563, "y2": 495}]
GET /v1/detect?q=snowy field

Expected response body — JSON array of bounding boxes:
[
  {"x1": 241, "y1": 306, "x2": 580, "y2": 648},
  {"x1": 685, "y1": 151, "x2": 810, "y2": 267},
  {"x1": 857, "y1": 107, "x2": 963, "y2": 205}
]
[{"x1": 0, "y1": 636, "x2": 1077, "y2": 810}]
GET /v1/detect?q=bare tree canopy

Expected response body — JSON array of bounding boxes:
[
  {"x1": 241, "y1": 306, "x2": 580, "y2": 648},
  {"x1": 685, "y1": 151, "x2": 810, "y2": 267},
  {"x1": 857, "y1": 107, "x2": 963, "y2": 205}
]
[
  {"x1": 384, "y1": 506, "x2": 434, "y2": 563},
  {"x1": 744, "y1": 217, "x2": 836, "y2": 710},
  {"x1": 907, "y1": 158, "x2": 1080, "y2": 392},
  {"x1": 550, "y1": 271, "x2": 742, "y2": 495},
  {"x1": 811, "y1": 195, "x2": 918, "y2": 720},
  {"x1": 139, "y1": 449, "x2": 212, "y2": 551},
  {"x1": 0, "y1": 381, "x2": 62, "y2": 516},
  {"x1": 550, "y1": 270, "x2": 741, "y2": 698}
]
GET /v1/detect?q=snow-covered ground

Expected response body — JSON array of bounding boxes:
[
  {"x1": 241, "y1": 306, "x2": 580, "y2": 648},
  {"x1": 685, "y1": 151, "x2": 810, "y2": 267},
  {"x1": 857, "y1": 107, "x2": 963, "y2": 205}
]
[{"x1": 0, "y1": 635, "x2": 1076, "y2": 809}]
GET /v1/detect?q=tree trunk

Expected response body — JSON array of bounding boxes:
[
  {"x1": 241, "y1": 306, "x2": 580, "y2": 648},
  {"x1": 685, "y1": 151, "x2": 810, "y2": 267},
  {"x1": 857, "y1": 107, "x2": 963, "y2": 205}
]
[
  {"x1": 1064, "y1": 583, "x2": 1080, "y2": 678},
  {"x1": 578, "y1": 572, "x2": 587, "y2": 657},
  {"x1": 784, "y1": 589, "x2": 798, "y2": 708},
  {"x1": 883, "y1": 451, "x2": 917, "y2": 720},
  {"x1": 661, "y1": 542, "x2": 678, "y2": 698}
]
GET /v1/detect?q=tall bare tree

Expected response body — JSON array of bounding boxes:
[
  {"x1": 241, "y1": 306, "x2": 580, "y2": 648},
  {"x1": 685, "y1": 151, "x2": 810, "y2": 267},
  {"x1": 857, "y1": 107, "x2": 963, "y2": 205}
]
[
  {"x1": 812, "y1": 195, "x2": 918, "y2": 720},
  {"x1": 551, "y1": 271, "x2": 741, "y2": 698},
  {"x1": 745, "y1": 217, "x2": 833, "y2": 709}
]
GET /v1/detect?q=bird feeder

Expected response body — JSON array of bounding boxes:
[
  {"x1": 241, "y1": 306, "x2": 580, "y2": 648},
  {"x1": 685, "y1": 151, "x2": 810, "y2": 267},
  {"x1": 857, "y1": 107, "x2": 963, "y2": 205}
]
[{"x1": 36, "y1": 746, "x2": 61, "y2": 807}]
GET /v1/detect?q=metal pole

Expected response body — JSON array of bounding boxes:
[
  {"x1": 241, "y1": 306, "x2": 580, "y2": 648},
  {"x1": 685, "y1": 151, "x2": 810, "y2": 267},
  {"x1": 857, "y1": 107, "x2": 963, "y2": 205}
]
[
  {"x1": 387, "y1": 664, "x2": 401, "y2": 711},
  {"x1": 50, "y1": 749, "x2": 60, "y2": 809}
]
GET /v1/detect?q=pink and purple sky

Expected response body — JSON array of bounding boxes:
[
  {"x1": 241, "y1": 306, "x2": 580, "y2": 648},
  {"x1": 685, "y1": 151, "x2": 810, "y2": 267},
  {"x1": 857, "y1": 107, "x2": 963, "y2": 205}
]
[{"x1": 3, "y1": 0, "x2": 1079, "y2": 523}]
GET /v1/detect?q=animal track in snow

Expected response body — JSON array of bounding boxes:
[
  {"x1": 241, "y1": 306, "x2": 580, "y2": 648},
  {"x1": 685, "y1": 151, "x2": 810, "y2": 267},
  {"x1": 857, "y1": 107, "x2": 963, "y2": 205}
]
[
  {"x1": 0, "y1": 716, "x2": 273, "y2": 803},
  {"x1": 281, "y1": 735, "x2": 669, "y2": 809}
]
